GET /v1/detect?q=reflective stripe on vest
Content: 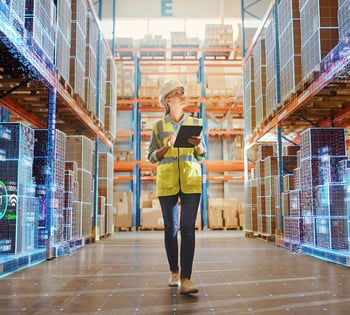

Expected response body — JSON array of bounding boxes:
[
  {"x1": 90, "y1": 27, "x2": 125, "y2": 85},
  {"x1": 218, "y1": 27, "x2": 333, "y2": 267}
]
[{"x1": 154, "y1": 116, "x2": 202, "y2": 197}]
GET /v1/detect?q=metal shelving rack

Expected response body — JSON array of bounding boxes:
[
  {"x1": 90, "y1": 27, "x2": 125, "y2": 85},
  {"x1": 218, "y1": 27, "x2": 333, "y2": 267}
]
[
  {"x1": 115, "y1": 46, "x2": 244, "y2": 228},
  {"x1": 0, "y1": 0, "x2": 115, "y2": 275},
  {"x1": 242, "y1": 0, "x2": 350, "y2": 265}
]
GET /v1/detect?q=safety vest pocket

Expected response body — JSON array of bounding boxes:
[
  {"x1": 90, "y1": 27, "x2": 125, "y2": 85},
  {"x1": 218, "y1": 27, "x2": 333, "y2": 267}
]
[
  {"x1": 181, "y1": 161, "x2": 201, "y2": 186},
  {"x1": 157, "y1": 162, "x2": 179, "y2": 189}
]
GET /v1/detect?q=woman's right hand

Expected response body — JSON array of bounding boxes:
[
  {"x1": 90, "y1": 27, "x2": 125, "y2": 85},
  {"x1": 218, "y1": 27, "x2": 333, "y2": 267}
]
[{"x1": 167, "y1": 135, "x2": 176, "y2": 148}]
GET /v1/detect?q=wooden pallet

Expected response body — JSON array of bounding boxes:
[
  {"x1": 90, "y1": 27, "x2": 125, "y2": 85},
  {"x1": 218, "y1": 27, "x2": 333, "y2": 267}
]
[
  {"x1": 244, "y1": 230, "x2": 257, "y2": 238},
  {"x1": 115, "y1": 227, "x2": 132, "y2": 232},
  {"x1": 58, "y1": 74, "x2": 74, "y2": 97},
  {"x1": 137, "y1": 226, "x2": 164, "y2": 231},
  {"x1": 74, "y1": 93, "x2": 85, "y2": 108},
  {"x1": 258, "y1": 233, "x2": 274, "y2": 242},
  {"x1": 85, "y1": 235, "x2": 95, "y2": 244}
]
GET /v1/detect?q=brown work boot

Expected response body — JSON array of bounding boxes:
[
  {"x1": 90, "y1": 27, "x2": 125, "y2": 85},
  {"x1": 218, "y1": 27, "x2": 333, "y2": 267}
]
[
  {"x1": 168, "y1": 272, "x2": 180, "y2": 287},
  {"x1": 179, "y1": 279, "x2": 199, "y2": 294}
]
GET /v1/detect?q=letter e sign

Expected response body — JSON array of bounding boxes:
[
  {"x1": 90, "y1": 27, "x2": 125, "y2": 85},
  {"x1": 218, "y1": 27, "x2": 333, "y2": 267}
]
[{"x1": 161, "y1": 0, "x2": 173, "y2": 16}]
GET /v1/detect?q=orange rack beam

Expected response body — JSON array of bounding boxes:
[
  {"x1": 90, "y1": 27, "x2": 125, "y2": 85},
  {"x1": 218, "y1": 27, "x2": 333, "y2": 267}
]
[{"x1": 207, "y1": 175, "x2": 245, "y2": 181}]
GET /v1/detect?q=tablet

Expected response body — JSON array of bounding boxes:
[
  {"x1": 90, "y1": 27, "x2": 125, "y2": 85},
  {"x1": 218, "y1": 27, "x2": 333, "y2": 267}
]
[{"x1": 173, "y1": 125, "x2": 203, "y2": 148}]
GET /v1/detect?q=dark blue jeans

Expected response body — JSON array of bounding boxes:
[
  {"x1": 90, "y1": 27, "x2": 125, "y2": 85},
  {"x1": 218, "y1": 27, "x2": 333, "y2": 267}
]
[{"x1": 159, "y1": 191, "x2": 201, "y2": 280}]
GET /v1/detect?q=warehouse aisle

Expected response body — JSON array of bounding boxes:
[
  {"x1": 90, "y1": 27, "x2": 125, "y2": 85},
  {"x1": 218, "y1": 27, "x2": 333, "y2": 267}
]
[{"x1": 1, "y1": 231, "x2": 350, "y2": 315}]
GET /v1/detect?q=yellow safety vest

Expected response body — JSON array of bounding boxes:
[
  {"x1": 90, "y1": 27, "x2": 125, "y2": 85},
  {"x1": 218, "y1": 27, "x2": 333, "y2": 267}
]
[{"x1": 153, "y1": 116, "x2": 203, "y2": 197}]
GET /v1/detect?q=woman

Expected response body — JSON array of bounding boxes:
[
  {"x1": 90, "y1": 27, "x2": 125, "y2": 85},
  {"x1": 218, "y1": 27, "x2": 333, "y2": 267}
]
[{"x1": 148, "y1": 80, "x2": 206, "y2": 294}]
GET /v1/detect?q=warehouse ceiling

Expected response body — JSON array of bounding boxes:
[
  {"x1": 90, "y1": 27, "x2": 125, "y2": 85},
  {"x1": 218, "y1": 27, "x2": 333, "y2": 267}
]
[
  {"x1": 94, "y1": 0, "x2": 271, "y2": 41},
  {"x1": 95, "y1": 0, "x2": 270, "y2": 19}
]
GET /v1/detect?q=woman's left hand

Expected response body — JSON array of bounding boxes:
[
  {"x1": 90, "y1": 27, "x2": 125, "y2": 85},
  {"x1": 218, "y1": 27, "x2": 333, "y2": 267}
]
[{"x1": 188, "y1": 136, "x2": 202, "y2": 147}]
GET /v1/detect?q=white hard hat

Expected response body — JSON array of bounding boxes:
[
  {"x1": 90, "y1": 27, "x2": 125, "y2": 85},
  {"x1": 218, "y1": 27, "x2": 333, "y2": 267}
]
[{"x1": 158, "y1": 80, "x2": 184, "y2": 107}]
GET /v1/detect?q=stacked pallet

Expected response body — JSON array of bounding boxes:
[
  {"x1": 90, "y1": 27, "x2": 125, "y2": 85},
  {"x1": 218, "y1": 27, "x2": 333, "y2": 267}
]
[
  {"x1": 139, "y1": 78, "x2": 159, "y2": 99},
  {"x1": 138, "y1": 35, "x2": 166, "y2": 59},
  {"x1": 70, "y1": 0, "x2": 87, "y2": 104},
  {"x1": 338, "y1": 0, "x2": 350, "y2": 42},
  {"x1": 85, "y1": 12, "x2": 99, "y2": 116},
  {"x1": 97, "y1": 196, "x2": 105, "y2": 237},
  {"x1": 56, "y1": 0, "x2": 71, "y2": 85},
  {"x1": 116, "y1": 62, "x2": 134, "y2": 98},
  {"x1": 98, "y1": 152, "x2": 114, "y2": 235},
  {"x1": 105, "y1": 56, "x2": 117, "y2": 138},
  {"x1": 204, "y1": 24, "x2": 233, "y2": 59},
  {"x1": 98, "y1": 42, "x2": 108, "y2": 127},
  {"x1": 243, "y1": 56, "x2": 255, "y2": 138},
  {"x1": 278, "y1": 0, "x2": 302, "y2": 103},
  {"x1": 115, "y1": 37, "x2": 134, "y2": 58},
  {"x1": 253, "y1": 38, "x2": 266, "y2": 127},
  {"x1": 300, "y1": 0, "x2": 339, "y2": 81},
  {"x1": 244, "y1": 179, "x2": 258, "y2": 233},
  {"x1": 299, "y1": 128, "x2": 348, "y2": 249},
  {"x1": 25, "y1": 0, "x2": 56, "y2": 68},
  {"x1": 208, "y1": 198, "x2": 241, "y2": 229},
  {"x1": 114, "y1": 192, "x2": 133, "y2": 230},
  {"x1": 33, "y1": 129, "x2": 66, "y2": 248},
  {"x1": 265, "y1": 19, "x2": 277, "y2": 114},
  {"x1": 64, "y1": 161, "x2": 79, "y2": 241},
  {"x1": 66, "y1": 136, "x2": 93, "y2": 238},
  {"x1": 256, "y1": 145, "x2": 274, "y2": 235},
  {"x1": 7, "y1": 0, "x2": 26, "y2": 37},
  {"x1": 0, "y1": 123, "x2": 37, "y2": 255},
  {"x1": 170, "y1": 32, "x2": 200, "y2": 58}
]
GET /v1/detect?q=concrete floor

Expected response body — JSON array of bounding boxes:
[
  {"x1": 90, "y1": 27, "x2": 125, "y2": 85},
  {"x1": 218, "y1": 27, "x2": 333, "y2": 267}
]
[{"x1": 1, "y1": 230, "x2": 350, "y2": 315}]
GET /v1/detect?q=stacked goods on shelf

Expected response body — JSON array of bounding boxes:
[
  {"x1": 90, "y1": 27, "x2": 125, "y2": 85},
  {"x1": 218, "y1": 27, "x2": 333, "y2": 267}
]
[
  {"x1": 278, "y1": 0, "x2": 302, "y2": 102},
  {"x1": 105, "y1": 56, "x2": 117, "y2": 138},
  {"x1": 116, "y1": 61, "x2": 134, "y2": 98},
  {"x1": 0, "y1": 123, "x2": 37, "y2": 254},
  {"x1": 138, "y1": 35, "x2": 166, "y2": 59},
  {"x1": 98, "y1": 152, "x2": 114, "y2": 235},
  {"x1": 8, "y1": 0, "x2": 26, "y2": 37},
  {"x1": 206, "y1": 67, "x2": 233, "y2": 97},
  {"x1": 185, "y1": 76, "x2": 200, "y2": 99},
  {"x1": 139, "y1": 77, "x2": 159, "y2": 99},
  {"x1": 113, "y1": 192, "x2": 132, "y2": 230},
  {"x1": 97, "y1": 196, "x2": 105, "y2": 237},
  {"x1": 208, "y1": 198, "x2": 241, "y2": 229},
  {"x1": 70, "y1": 0, "x2": 87, "y2": 104},
  {"x1": 299, "y1": 128, "x2": 348, "y2": 250},
  {"x1": 204, "y1": 24, "x2": 233, "y2": 59},
  {"x1": 114, "y1": 149, "x2": 134, "y2": 162},
  {"x1": 299, "y1": 0, "x2": 339, "y2": 81},
  {"x1": 243, "y1": 56, "x2": 255, "y2": 138},
  {"x1": 66, "y1": 136, "x2": 93, "y2": 238},
  {"x1": 170, "y1": 32, "x2": 200, "y2": 58},
  {"x1": 265, "y1": 19, "x2": 277, "y2": 114},
  {"x1": 338, "y1": 0, "x2": 350, "y2": 42},
  {"x1": 25, "y1": 0, "x2": 56, "y2": 68},
  {"x1": 0, "y1": 0, "x2": 9, "y2": 20},
  {"x1": 256, "y1": 144, "x2": 274, "y2": 235},
  {"x1": 64, "y1": 161, "x2": 79, "y2": 241},
  {"x1": 33, "y1": 129, "x2": 66, "y2": 250},
  {"x1": 115, "y1": 37, "x2": 133, "y2": 58},
  {"x1": 233, "y1": 134, "x2": 244, "y2": 161},
  {"x1": 99, "y1": 41, "x2": 108, "y2": 127},
  {"x1": 56, "y1": 0, "x2": 71, "y2": 85},
  {"x1": 141, "y1": 193, "x2": 163, "y2": 229},
  {"x1": 85, "y1": 12, "x2": 99, "y2": 117},
  {"x1": 253, "y1": 38, "x2": 266, "y2": 127},
  {"x1": 254, "y1": 143, "x2": 299, "y2": 235}
]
